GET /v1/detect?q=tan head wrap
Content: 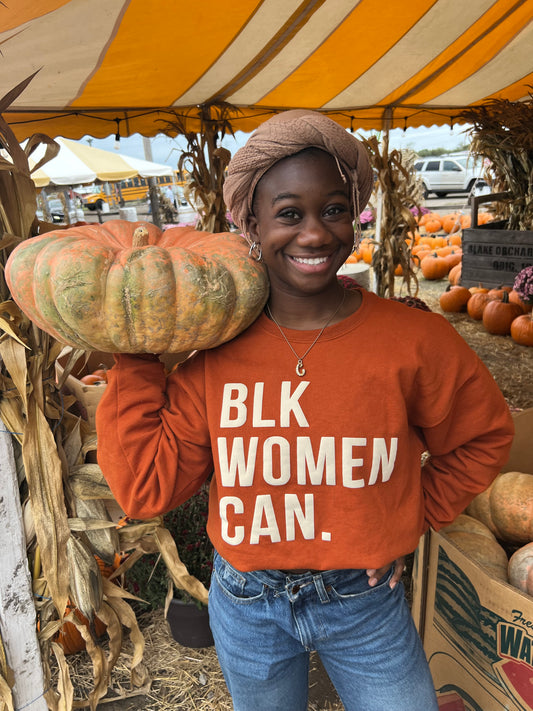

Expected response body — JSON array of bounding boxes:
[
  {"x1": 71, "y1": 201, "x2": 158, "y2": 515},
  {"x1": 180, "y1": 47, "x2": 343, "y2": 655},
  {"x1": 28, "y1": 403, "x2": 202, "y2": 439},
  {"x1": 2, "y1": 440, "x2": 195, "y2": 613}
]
[{"x1": 223, "y1": 110, "x2": 374, "y2": 233}]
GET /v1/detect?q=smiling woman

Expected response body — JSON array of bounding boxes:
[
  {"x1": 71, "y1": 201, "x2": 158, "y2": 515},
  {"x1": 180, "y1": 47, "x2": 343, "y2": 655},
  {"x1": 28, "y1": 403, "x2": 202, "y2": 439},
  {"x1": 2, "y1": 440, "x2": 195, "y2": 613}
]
[{"x1": 95, "y1": 110, "x2": 513, "y2": 711}]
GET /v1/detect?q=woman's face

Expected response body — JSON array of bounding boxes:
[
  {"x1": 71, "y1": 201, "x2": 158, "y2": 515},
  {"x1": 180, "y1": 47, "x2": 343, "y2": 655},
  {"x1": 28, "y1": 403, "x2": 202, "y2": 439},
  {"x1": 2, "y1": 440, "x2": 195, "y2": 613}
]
[{"x1": 247, "y1": 149, "x2": 354, "y2": 299}]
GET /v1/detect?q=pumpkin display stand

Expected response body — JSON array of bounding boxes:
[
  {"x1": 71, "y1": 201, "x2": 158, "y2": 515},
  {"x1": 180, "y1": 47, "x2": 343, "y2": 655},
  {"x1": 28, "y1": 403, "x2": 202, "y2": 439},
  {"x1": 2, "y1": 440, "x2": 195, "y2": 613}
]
[{"x1": 166, "y1": 599, "x2": 214, "y2": 648}]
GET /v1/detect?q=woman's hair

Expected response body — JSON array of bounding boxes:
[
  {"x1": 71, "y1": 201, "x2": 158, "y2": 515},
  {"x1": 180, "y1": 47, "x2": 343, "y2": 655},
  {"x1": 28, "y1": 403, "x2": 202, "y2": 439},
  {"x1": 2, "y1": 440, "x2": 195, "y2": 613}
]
[{"x1": 223, "y1": 110, "x2": 374, "y2": 234}]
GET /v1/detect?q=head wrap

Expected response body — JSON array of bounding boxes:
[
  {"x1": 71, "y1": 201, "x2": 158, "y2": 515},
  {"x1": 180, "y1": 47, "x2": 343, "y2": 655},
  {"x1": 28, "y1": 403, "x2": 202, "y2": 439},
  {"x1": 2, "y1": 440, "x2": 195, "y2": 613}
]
[{"x1": 223, "y1": 110, "x2": 374, "y2": 233}]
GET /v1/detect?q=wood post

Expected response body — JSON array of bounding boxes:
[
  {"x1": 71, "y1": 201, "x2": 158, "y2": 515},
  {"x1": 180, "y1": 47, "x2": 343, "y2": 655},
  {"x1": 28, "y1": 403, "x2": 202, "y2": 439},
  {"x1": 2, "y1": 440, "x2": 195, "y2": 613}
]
[{"x1": 0, "y1": 426, "x2": 47, "y2": 711}]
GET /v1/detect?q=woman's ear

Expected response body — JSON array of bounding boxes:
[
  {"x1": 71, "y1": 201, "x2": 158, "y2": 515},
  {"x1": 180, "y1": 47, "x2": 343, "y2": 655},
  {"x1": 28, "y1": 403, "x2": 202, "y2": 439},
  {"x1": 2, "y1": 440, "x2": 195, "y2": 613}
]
[{"x1": 247, "y1": 214, "x2": 259, "y2": 241}]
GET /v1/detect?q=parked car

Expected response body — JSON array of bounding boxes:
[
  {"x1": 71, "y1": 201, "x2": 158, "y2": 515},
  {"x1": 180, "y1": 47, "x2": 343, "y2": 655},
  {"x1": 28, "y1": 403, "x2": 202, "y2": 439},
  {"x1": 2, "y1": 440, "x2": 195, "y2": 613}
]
[
  {"x1": 414, "y1": 155, "x2": 487, "y2": 198},
  {"x1": 36, "y1": 198, "x2": 79, "y2": 224}
]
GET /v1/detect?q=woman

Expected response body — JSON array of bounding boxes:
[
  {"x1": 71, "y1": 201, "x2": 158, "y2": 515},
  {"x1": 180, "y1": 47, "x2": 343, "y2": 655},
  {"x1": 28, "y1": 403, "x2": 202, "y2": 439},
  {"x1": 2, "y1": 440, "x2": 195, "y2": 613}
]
[{"x1": 96, "y1": 110, "x2": 514, "y2": 710}]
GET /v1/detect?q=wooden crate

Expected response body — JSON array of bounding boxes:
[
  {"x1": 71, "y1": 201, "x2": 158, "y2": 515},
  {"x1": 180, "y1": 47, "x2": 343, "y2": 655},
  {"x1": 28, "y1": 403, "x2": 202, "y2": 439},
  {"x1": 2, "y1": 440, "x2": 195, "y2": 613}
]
[{"x1": 461, "y1": 228, "x2": 533, "y2": 288}]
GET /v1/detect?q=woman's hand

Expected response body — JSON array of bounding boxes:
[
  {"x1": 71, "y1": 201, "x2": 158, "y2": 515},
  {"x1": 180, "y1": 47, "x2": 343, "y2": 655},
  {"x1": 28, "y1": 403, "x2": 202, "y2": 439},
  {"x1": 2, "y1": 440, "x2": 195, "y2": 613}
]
[{"x1": 366, "y1": 557, "x2": 406, "y2": 589}]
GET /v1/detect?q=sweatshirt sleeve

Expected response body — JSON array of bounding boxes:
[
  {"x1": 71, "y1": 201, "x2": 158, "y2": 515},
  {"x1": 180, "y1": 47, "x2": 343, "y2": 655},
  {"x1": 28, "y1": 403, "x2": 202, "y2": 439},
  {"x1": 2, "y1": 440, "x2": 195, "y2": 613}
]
[
  {"x1": 418, "y1": 357, "x2": 514, "y2": 531},
  {"x1": 95, "y1": 353, "x2": 213, "y2": 519}
]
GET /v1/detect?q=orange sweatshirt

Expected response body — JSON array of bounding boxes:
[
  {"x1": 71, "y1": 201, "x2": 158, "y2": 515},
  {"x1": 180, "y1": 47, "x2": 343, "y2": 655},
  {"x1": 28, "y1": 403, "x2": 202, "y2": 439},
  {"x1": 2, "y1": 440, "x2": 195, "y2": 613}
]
[{"x1": 96, "y1": 288, "x2": 514, "y2": 572}]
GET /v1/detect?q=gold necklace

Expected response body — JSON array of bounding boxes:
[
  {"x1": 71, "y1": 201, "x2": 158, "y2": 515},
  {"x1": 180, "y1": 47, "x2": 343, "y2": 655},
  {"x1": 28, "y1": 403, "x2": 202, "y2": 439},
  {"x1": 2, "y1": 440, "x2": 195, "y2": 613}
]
[{"x1": 265, "y1": 290, "x2": 346, "y2": 377}]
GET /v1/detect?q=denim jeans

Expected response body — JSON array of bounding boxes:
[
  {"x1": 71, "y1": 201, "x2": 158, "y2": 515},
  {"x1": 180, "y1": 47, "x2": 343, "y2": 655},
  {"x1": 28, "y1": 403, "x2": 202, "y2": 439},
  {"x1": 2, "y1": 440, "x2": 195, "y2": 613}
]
[{"x1": 209, "y1": 552, "x2": 438, "y2": 711}]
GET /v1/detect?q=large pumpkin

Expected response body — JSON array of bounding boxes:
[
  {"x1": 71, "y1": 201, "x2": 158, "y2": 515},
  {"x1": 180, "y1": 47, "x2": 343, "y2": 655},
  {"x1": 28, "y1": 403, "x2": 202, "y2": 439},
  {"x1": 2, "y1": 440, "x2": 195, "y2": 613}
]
[
  {"x1": 466, "y1": 471, "x2": 533, "y2": 544},
  {"x1": 5, "y1": 221, "x2": 269, "y2": 353}
]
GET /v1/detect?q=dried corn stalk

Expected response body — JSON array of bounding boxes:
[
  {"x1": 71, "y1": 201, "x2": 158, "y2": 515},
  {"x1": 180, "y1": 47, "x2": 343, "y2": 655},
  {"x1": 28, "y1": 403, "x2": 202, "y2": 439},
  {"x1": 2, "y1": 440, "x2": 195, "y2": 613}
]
[
  {"x1": 460, "y1": 94, "x2": 533, "y2": 231},
  {"x1": 1, "y1": 77, "x2": 215, "y2": 711},
  {"x1": 360, "y1": 133, "x2": 423, "y2": 298},
  {"x1": 0, "y1": 77, "x2": 144, "y2": 710},
  {"x1": 162, "y1": 103, "x2": 236, "y2": 233}
]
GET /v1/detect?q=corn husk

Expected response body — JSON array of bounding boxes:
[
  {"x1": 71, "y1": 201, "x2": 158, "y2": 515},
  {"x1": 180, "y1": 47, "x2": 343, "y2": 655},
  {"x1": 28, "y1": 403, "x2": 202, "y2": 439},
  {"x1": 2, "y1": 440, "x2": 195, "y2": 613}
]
[
  {"x1": 460, "y1": 94, "x2": 533, "y2": 231},
  {"x1": 161, "y1": 103, "x2": 236, "y2": 233},
  {"x1": 0, "y1": 77, "x2": 155, "y2": 709},
  {"x1": 70, "y1": 498, "x2": 120, "y2": 565},
  {"x1": 1, "y1": 77, "x2": 214, "y2": 709},
  {"x1": 360, "y1": 133, "x2": 422, "y2": 297}
]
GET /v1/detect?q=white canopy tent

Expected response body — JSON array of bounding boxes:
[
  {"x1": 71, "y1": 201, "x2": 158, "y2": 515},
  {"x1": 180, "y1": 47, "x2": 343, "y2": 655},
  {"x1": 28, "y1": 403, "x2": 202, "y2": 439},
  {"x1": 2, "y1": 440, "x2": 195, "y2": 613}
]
[{"x1": 29, "y1": 137, "x2": 173, "y2": 188}]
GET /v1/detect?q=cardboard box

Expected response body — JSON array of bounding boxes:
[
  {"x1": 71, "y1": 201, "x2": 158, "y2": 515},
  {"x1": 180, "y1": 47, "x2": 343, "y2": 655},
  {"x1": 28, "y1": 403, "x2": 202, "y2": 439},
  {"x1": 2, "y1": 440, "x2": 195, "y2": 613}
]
[
  {"x1": 412, "y1": 409, "x2": 533, "y2": 711},
  {"x1": 55, "y1": 350, "x2": 115, "y2": 430},
  {"x1": 55, "y1": 349, "x2": 186, "y2": 430}
]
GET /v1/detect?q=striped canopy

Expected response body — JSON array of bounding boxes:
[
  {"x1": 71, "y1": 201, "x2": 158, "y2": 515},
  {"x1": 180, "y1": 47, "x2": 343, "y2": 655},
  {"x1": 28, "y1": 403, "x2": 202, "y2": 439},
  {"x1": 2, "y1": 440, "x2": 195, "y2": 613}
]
[{"x1": 2, "y1": 0, "x2": 533, "y2": 141}]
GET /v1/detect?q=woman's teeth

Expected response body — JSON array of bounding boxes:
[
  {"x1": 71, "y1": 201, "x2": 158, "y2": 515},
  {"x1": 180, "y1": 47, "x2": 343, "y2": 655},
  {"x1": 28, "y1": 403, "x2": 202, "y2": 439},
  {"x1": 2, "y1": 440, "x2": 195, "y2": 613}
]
[{"x1": 293, "y1": 256, "x2": 328, "y2": 265}]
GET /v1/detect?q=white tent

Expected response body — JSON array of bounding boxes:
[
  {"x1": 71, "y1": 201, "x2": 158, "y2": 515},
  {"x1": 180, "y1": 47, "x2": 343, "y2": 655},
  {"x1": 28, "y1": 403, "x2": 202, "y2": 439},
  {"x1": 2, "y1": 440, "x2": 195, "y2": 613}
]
[{"x1": 29, "y1": 137, "x2": 173, "y2": 187}]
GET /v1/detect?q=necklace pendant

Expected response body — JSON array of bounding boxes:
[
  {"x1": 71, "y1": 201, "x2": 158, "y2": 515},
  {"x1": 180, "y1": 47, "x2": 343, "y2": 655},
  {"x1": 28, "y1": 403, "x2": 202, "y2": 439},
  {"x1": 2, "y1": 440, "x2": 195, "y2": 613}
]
[{"x1": 296, "y1": 360, "x2": 306, "y2": 377}]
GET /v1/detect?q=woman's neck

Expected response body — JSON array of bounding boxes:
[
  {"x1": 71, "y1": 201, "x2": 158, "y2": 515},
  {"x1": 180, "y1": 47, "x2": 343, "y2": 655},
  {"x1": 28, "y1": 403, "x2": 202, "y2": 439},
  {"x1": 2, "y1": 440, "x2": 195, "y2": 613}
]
[{"x1": 266, "y1": 284, "x2": 360, "y2": 330}]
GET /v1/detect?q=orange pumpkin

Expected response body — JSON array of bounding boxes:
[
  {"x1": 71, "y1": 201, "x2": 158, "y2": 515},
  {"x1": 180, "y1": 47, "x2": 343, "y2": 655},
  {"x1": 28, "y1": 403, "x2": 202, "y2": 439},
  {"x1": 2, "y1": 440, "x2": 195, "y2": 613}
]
[
  {"x1": 439, "y1": 285, "x2": 471, "y2": 312},
  {"x1": 482, "y1": 292, "x2": 523, "y2": 335},
  {"x1": 55, "y1": 606, "x2": 107, "y2": 655},
  {"x1": 469, "y1": 284, "x2": 489, "y2": 294},
  {"x1": 467, "y1": 292, "x2": 492, "y2": 320},
  {"x1": 510, "y1": 313, "x2": 533, "y2": 346},
  {"x1": 443, "y1": 250, "x2": 462, "y2": 269},
  {"x1": 424, "y1": 217, "x2": 442, "y2": 234},
  {"x1": 448, "y1": 233, "x2": 462, "y2": 247},
  {"x1": 360, "y1": 245, "x2": 374, "y2": 264},
  {"x1": 441, "y1": 213, "x2": 462, "y2": 234},
  {"x1": 448, "y1": 263, "x2": 462, "y2": 285},
  {"x1": 5, "y1": 221, "x2": 269, "y2": 354},
  {"x1": 420, "y1": 253, "x2": 450, "y2": 280},
  {"x1": 477, "y1": 211, "x2": 494, "y2": 226},
  {"x1": 418, "y1": 236, "x2": 437, "y2": 248},
  {"x1": 487, "y1": 285, "x2": 513, "y2": 300},
  {"x1": 509, "y1": 289, "x2": 532, "y2": 313},
  {"x1": 436, "y1": 245, "x2": 454, "y2": 257}
]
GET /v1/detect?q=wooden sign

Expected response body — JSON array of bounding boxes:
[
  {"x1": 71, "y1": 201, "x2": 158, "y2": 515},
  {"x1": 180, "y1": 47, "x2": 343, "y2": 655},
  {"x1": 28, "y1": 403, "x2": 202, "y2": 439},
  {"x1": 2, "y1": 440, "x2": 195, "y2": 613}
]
[{"x1": 461, "y1": 228, "x2": 533, "y2": 288}]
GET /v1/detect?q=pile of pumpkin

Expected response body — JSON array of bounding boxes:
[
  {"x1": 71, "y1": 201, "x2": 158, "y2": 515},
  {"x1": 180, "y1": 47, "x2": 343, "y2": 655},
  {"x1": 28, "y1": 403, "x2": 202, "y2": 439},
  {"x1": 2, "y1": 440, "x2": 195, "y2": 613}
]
[
  {"x1": 441, "y1": 470, "x2": 533, "y2": 596},
  {"x1": 349, "y1": 211, "x2": 493, "y2": 282},
  {"x1": 438, "y1": 282, "x2": 533, "y2": 347}
]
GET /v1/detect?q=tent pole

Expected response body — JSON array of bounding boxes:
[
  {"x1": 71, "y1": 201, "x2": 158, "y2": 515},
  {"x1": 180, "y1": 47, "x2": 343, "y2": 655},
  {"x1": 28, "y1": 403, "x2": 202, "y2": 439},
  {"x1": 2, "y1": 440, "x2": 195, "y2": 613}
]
[
  {"x1": 372, "y1": 108, "x2": 392, "y2": 293},
  {"x1": 143, "y1": 137, "x2": 162, "y2": 228}
]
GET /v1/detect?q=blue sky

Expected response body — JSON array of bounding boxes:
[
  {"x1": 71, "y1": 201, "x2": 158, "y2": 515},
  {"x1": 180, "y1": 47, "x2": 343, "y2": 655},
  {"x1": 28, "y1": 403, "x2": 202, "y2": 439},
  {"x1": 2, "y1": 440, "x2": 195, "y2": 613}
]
[{"x1": 78, "y1": 122, "x2": 472, "y2": 172}]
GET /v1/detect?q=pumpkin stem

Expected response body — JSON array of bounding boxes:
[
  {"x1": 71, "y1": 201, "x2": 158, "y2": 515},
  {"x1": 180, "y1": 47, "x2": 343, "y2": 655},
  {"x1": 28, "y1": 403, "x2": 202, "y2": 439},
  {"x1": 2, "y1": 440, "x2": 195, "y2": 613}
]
[{"x1": 132, "y1": 225, "x2": 150, "y2": 247}]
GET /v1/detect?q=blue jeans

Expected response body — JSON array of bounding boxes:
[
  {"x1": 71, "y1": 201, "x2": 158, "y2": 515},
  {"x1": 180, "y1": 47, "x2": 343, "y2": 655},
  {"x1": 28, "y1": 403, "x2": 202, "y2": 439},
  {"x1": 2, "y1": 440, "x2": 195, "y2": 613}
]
[{"x1": 209, "y1": 553, "x2": 438, "y2": 711}]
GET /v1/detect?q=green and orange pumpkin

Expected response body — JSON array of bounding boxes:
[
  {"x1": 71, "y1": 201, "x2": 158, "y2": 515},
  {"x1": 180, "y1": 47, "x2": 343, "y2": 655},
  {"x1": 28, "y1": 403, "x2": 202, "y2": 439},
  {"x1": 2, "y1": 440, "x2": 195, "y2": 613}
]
[{"x1": 5, "y1": 221, "x2": 269, "y2": 354}]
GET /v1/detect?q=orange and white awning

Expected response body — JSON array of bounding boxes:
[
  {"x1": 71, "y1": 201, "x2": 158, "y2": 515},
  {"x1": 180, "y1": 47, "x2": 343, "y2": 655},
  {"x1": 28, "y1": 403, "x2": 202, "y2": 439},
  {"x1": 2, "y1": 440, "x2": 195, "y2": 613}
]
[{"x1": 2, "y1": 0, "x2": 533, "y2": 141}]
